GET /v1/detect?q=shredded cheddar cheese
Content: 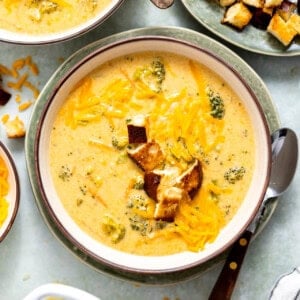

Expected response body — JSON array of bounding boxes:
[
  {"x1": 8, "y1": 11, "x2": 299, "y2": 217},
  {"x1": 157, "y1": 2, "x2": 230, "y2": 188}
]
[{"x1": 18, "y1": 100, "x2": 32, "y2": 111}]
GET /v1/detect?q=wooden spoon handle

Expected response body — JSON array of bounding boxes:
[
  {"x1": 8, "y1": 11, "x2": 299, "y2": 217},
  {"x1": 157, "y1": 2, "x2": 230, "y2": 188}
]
[{"x1": 209, "y1": 230, "x2": 253, "y2": 300}]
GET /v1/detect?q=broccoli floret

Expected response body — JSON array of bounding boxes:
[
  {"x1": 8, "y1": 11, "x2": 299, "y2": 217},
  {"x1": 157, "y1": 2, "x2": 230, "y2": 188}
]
[
  {"x1": 128, "y1": 215, "x2": 150, "y2": 236},
  {"x1": 133, "y1": 57, "x2": 166, "y2": 93},
  {"x1": 208, "y1": 89, "x2": 225, "y2": 119},
  {"x1": 127, "y1": 194, "x2": 148, "y2": 211},
  {"x1": 111, "y1": 136, "x2": 128, "y2": 150},
  {"x1": 132, "y1": 175, "x2": 144, "y2": 190},
  {"x1": 224, "y1": 166, "x2": 246, "y2": 184},
  {"x1": 151, "y1": 58, "x2": 166, "y2": 86},
  {"x1": 102, "y1": 215, "x2": 126, "y2": 243}
]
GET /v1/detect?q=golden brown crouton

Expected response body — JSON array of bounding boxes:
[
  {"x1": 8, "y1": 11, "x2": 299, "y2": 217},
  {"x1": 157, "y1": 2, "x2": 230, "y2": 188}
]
[
  {"x1": 242, "y1": 0, "x2": 264, "y2": 8},
  {"x1": 154, "y1": 187, "x2": 189, "y2": 221},
  {"x1": 264, "y1": 0, "x2": 284, "y2": 8},
  {"x1": 287, "y1": 13, "x2": 300, "y2": 34},
  {"x1": 176, "y1": 159, "x2": 203, "y2": 198},
  {"x1": 127, "y1": 141, "x2": 164, "y2": 172},
  {"x1": 267, "y1": 13, "x2": 298, "y2": 46},
  {"x1": 220, "y1": 0, "x2": 236, "y2": 7},
  {"x1": 144, "y1": 171, "x2": 161, "y2": 201},
  {"x1": 222, "y1": 2, "x2": 253, "y2": 30},
  {"x1": 277, "y1": 1, "x2": 297, "y2": 21},
  {"x1": 4, "y1": 116, "x2": 26, "y2": 138}
]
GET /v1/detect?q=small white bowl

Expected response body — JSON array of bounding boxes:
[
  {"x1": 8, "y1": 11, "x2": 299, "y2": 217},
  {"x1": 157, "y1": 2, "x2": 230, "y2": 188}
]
[
  {"x1": 0, "y1": 141, "x2": 20, "y2": 242},
  {"x1": 34, "y1": 36, "x2": 271, "y2": 276},
  {"x1": 23, "y1": 283, "x2": 100, "y2": 300},
  {"x1": 0, "y1": 0, "x2": 124, "y2": 45}
]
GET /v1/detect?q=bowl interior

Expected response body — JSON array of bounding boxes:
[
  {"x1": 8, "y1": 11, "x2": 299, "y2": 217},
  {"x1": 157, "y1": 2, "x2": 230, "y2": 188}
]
[
  {"x1": 0, "y1": 0, "x2": 123, "y2": 44},
  {"x1": 36, "y1": 37, "x2": 271, "y2": 272},
  {"x1": 0, "y1": 142, "x2": 19, "y2": 242}
]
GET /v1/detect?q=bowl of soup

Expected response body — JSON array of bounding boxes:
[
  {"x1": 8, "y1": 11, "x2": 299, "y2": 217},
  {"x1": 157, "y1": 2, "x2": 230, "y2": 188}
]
[
  {"x1": 33, "y1": 36, "x2": 271, "y2": 276},
  {"x1": 0, "y1": 141, "x2": 20, "y2": 242},
  {"x1": 0, "y1": 0, "x2": 124, "y2": 44}
]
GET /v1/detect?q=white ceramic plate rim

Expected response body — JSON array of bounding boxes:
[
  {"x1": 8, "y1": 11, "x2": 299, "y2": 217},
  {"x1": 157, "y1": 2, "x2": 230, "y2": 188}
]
[
  {"x1": 0, "y1": 141, "x2": 20, "y2": 242},
  {"x1": 35, "y1": 36, "x2": 271, "y2": 273},
  {"x1": 0, "y1": 0, "x2": 124, "y2": 45}
]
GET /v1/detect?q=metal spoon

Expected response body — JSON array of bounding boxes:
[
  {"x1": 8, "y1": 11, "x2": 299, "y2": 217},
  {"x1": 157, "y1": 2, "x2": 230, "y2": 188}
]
[
  {"x1": 209, "y1": 127, "x2": 298, "y2": 300},
  {"x1": 150, "y1": 0, "x2": 174, "y2": 9}
]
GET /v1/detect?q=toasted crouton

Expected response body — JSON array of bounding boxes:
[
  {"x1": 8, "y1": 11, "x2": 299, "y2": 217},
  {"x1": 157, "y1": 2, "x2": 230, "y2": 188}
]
[
  {"x1": 144, "y1": 171, "x2": 161, "y2": 201},
  {"x1": 222, "y1": 2, "x2": 253, "y2": 30},
  {"x1": 277, "y1": 1, "x2": 297, "y2": 21},
  {"x1": 242, "y1": 0, "x2": 264, "y2": 8},
  {"x1": 4, "y1": 116, "x2": 26, "y2": 138},
  {"x1": 0, "y1": 88, "x2": 11, "y2": 106},
  {"x1": 127, "y1": 115, "x2": 148, "y2": 143},
  {"x1": 251, "y1": 8, "x2": 273, "y2": 29},
  {"x1": 287, "y1": 13, "x2": 300, "y2": 34},
  {"x1": 127, "y1": 141, "x2": 164, "y2": 171},
  {"x1": 176, "y1": 159, "x2": 203, "y2": 198},
  {"x1": 127, "y1": 124, "x2": 147, "y2": 143},
  {"x1": 0, "y1": 76, "x2": 11, "y2": 106},
  {"x1": 220, "y1": 0, "x2": 236, "y2": 7},
  {"x1": 154, "y1": 187, "x2": 189, "y2": 221},
  {"x1": 267, "y1": 13, "x2": 298, "y2": 46},
  {"x1": 264, "y1": 0, "x2": 284, "y2": 8}
]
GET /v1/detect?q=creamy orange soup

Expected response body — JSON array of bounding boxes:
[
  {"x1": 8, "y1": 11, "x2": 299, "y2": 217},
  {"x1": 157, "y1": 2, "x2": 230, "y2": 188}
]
[
  {"x1": 0, "y1": 0, "x2": 112, "y2": 35},
  {"x1": 49, "y1": 51, "x2": 255, "y2": 256}
]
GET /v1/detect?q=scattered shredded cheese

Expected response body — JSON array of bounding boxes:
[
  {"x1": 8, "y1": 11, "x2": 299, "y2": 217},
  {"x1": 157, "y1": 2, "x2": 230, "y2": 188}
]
[
  {"x1": 18, "y1": 100, "x2": 32, "y2": 111},
  {"x1": 0, "y1": 55, "x2": 40, "y2": 111}
]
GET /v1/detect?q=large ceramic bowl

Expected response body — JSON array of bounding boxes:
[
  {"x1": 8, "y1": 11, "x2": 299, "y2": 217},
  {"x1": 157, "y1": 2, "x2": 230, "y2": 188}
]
[
  {"x1": 0, "y1": 0, "x2": 124, "y2": 44},
  {"x1": 0, "y1": 141, "x2": 20, "y2": 242},
  {"x1": 32, "y1": 36, "x2": 271, "y2": 276}
]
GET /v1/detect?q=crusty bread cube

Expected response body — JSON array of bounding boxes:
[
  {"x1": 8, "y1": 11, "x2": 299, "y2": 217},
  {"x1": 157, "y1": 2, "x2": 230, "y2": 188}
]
[
  {"x1": 220, "y1": 0, "x2": 236, "y2": 7},
  {"x1": 263, "y1": 7, "x2": 274, "y2": 15},
  {"x1": 222, "y1": 2, "x2": 253, "y2": 30},
  {"x1": 277, "y1": 1, "x2": 297, "y2": 21},
  {"x1": 242, "y1": 0, "x2": 264, "y2": 8},
  {"x1": 287, "y1": 13, "x2": 300, "y2": 34},
  {"x1": 264, "y1": 0, "x2": 283, "y2": 8},
  {"x1": 267, "y1": 13, "x2": 298, "y2": 46},
  {"x1": 4, "y1": 116, "x2": 26, "y2": 138}
]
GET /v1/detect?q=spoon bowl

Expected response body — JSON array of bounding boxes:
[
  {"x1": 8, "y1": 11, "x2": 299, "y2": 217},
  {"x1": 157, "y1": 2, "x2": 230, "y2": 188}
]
[{"x1": 267, "y1": 128, "x2": 298, "y2": 199}]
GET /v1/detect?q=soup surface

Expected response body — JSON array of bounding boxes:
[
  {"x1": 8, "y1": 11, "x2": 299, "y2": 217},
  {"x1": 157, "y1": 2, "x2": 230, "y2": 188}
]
[
  {"x1": 0, "y1": 0, "x2": 112, "y2": 35},
  {"x1": 49, "y1": 51, "x2": 255, "y2": 256}
]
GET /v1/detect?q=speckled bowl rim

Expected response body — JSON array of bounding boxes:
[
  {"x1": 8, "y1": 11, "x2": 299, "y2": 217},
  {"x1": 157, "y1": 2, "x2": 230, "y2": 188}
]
[
  {"x1": 180, "y1": 0, "x2": 300, "y2": 57},
  {"x1": 0, "y1": 0, "x2": 124, "y2": 45},
  {"x1": 0, "y1": 141, "x2": 20, "y2": 243},
  {"x1": 25, "y1": 26, "x2": 280, "y2": 284}
]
